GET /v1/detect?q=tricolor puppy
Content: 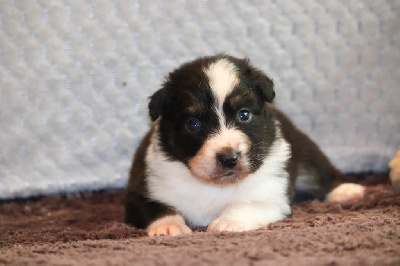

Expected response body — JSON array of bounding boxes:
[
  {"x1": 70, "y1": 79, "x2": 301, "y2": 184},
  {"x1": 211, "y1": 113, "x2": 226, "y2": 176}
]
[{"x1": 125, "y1": 55, "x2": 365, "y2": 236}]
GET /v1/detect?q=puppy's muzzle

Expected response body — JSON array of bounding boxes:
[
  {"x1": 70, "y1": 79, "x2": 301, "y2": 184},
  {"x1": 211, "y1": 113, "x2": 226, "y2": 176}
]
[{"x1": 216, "y1": 148, "x2": 240, "y2": 169}]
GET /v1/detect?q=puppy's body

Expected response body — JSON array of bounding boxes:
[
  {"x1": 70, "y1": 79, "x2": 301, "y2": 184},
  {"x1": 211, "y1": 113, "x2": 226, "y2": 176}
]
[{"x1": 126, "y1": 55, "x2": 365, "y2": 236}]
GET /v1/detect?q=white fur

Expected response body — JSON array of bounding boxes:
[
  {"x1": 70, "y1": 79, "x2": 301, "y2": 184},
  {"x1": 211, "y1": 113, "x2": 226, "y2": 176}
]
[
  {"x1": 205, "y1": 59, "x2": 239, "y2": 109},
  {"x1": 147, "y1": 214, "x2": 192, "y2": 236},
  {"x1": 146, "y1": 122, "x2": 292, "y2": 229},
  {"x1": 327, "y1": 183, "x2": 365, "y2": 202},
  {"x1": 207, "y1": 202, "x2": 287, "y2": 232},
  {"x1": 147, "y1": 214, "x2": 186, "y2": 231}
]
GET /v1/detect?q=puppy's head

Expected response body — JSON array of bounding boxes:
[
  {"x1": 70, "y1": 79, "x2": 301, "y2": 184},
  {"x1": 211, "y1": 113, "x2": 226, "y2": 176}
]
[{"x1": 149, "y1": 55, "x2": 277, "y2": 185}]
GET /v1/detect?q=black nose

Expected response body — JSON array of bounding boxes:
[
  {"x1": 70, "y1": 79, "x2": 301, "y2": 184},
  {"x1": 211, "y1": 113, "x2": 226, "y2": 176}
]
[{"x1": 217, "y1": 151, "x2": 238, "y2": 168}]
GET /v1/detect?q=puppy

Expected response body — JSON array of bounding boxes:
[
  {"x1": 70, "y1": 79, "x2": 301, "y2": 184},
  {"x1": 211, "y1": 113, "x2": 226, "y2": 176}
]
[{"x1": 125, "y1": 54, "x2": 365, "y2": 236}]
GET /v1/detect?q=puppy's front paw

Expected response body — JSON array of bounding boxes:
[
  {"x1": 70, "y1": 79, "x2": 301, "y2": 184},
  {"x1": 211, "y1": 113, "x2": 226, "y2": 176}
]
[
  {"x1": 328, "y1": 183, "x2": 365, "y2": 202},
  {"x1": 148, "y1": 223, "x2": 192, "y2": 237},
  {"x1": 147, "y1": 214, "x2": 192, "y2": 237},
  {"x1": 207, "y1": 218, "x2": 249, "y2": 232}
]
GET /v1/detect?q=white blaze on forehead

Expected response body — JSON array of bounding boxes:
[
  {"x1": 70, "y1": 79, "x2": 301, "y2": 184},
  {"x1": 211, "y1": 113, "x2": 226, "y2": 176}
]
[{"x1": 205, "y1": 59, "x2": 239, "y2": 108}]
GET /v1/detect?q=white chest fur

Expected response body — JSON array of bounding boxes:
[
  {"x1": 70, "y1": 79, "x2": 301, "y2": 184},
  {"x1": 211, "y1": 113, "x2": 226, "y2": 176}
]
[{"x1": 145, "y1": 128, "x2": 292, "y2": 228}]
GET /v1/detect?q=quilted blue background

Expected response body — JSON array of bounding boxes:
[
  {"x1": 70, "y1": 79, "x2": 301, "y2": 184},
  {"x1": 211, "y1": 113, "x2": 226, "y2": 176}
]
[{"x1": 1, "y1": 0, "x2": 399, "y2": 198}]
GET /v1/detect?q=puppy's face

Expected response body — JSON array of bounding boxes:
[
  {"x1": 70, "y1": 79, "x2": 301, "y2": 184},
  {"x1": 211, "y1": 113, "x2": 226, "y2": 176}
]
[{"x1": 149, "y1": 55, "x2": 277, "y2": 185}]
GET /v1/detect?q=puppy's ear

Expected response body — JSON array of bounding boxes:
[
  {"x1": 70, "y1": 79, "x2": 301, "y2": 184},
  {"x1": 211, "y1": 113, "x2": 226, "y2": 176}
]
[
  {"x1": 148, "y1": 88, "x2": 169, "y2": 121},
  {"x1": 255, "y1": 74, "x2": 275, "y2": 103},
  {"x1": 244, "y1": 61, "x2": 275, "y2": 103}
]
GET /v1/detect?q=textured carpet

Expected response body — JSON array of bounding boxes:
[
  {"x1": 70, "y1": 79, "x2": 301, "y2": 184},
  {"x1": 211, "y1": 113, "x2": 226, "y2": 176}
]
[{"x1": 0, "y1": 174, "x2": 399, "y2": 265}]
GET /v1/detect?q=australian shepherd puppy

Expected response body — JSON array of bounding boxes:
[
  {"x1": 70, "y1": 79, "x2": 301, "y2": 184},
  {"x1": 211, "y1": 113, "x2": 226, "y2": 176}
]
[{"x1": 125, "y1": 55, "x2": 365, "y2": 236}]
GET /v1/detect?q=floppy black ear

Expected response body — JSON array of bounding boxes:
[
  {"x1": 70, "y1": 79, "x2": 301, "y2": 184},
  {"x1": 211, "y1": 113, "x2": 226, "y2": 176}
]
[
  {"x1": 251, "y1": 69, "x2": 275, "y2": 103},
  {"x1": 148, "y1": 88, "x2": 168, "y2": 121},
  {"x1": 255, "y1": 74, "x2": 275, "y2": 103},
  {"x1": 243, "y1": 60, "x2": 275, "y2": 103}
]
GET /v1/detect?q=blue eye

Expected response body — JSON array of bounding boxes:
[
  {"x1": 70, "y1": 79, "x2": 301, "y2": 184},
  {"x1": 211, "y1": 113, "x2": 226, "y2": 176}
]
[
  {"x1": 237, "y1": 109, "x2": 252, "y2": 122},
  {"x1": 186, "y1": 118, "x2": 201, "y2": 132}
]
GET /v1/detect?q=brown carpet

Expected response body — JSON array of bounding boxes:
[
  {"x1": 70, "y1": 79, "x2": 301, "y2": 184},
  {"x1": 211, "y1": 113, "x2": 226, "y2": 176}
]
[{"x1": 1, "y1": 174, "x2": 399, "y2": 265}]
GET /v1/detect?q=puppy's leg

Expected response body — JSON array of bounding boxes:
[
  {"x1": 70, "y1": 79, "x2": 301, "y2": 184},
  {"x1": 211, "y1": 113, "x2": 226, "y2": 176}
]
[
  {"x1": 327, "y1": 183, "x2": 366, "y2": 202},
  {"x1": 207, "y1": 202, "x2": 290, "y2": 232},
  {"x1": 293, "y1": 155, "x2": 366, "y2": 203},
  {"x1": 147, "y1": 214, "x2": 192, "y2": 237},
  {"x1": 125, "y1": 129, "x2": 192, "y2": 237},
  {"x1": 294, "y1": 163, "x2": 365, "y2": 203},
  {"x1": 273, "y1": 110, "x2": 366, "y2": 203},
  {"x1": 125, "y1": 193, "x2": 192, "y2": 237}
]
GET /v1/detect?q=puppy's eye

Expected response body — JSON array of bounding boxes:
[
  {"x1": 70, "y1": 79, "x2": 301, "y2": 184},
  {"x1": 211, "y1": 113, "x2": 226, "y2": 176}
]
[
  {"x1": 237, "y1": 109, "x2": 252, "y2": 122},
  {"x1": 186, "y1": 118, "x2": 202, "y2": 132}
]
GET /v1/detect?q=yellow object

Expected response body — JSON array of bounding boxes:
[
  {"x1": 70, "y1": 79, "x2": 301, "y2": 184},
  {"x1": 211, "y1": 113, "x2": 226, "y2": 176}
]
[{"x1": 389, "y1": 146, "x2": 400, "y2": 190}]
